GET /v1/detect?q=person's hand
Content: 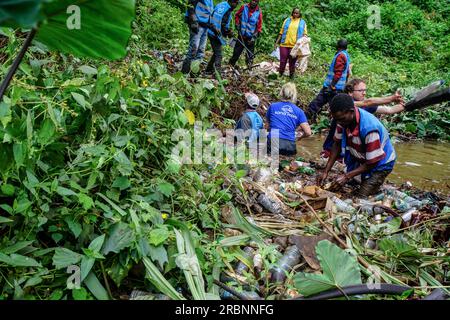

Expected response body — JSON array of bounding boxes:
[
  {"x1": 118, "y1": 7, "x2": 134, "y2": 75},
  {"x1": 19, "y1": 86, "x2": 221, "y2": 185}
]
[
  {"x1": 317, "y1": 171, "x2": 328, "y2": 186},
  {"x1": 190, "y1": 21, "x2": 199, "y2": 34},
  {"x1": 274, "y1": 43, "x2": 279, "y2": 50},
  {"x1": 392, "y1": 90, "x2": 403, "y2": 103},
  {"x1": 330, "y1": 173, "x2": 349, "y2": 190}
]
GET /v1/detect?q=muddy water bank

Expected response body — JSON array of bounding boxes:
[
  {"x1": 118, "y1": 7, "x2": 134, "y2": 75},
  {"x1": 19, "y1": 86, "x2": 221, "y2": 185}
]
[{"x1": 297, "y1": 135, "x2": 450, "y2": 193}]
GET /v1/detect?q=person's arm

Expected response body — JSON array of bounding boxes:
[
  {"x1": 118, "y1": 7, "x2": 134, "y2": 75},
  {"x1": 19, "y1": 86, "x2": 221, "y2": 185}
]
[
  {"x1": 275, "y1": 19, "x2": 287, "y2": 47},
  {"x1": 256, "y1": 10, "x2": 263, "y2": 35},
  {"x1": 355, "y1": 90, "x2": 403, "y2": 107},
  {"x1": 355, "y1": 96, "x2": 395, "y2": 107},
  {"x1": 296, "y1": 122, "x2": 312, "y2": 140},
  {"x1": 375, "y1": 103, "x2": 405, "y2": 115},
  {"x1": 222, "y1": 9, "x2": 233, "y2": 37},
  {"x1": 303, "y1": 23, "x2": 307, "y2": 36}
]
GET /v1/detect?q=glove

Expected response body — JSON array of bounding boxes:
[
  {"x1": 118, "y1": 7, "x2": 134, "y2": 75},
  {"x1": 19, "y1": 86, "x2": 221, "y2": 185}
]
[{"x1": 190, "y1": 21, "x2": 199, "y2": 34}]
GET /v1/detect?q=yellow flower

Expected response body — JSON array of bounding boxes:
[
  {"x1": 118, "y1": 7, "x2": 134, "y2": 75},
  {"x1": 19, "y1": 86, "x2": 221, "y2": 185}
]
[
  {"x1": 142, "y1": 80, "x2": 149, "y2": 87},
  {"x1": 161, "y1": 214, "x2": 168, "y2": 219}
]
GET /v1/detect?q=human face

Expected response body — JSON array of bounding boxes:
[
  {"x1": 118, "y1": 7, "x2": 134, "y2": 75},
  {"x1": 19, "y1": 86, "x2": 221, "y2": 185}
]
[
  {"x1": 351, "y1": 82, "x2": 367, "y2": 101},
  {"x1": 332, "y1": 110, "x2": 355, "y2": 128},
  {"x1": 292, "y1": 9, "x2": 300, "y2": 18},
  {"x1": 250, "y1": 0, "x2": 259, "y2": 9}
]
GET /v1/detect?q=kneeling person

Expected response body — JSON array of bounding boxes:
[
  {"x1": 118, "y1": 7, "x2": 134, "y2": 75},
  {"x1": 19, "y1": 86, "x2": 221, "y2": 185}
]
[
  {"x1": 235, "y1": 93, "x2": 264, "y2": 143},
  {"x1": 318, "y1": 94, "x2": 396, "y2": 197},
  {"x1": 266, "y1": 83, "x2": 311, "y2": 156}
]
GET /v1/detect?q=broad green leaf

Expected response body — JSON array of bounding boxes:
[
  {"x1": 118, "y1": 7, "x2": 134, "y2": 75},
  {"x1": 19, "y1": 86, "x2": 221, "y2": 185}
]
[
  {"x1": 294, "y1": 240, "x2": 362, "y2": 297},
  {"x1": 36, "y1": 0, "x2": 136, "y2": 60},
  {"x1": 0, "y1": 252, "x2": 41, "y2": 267},
  {"x1": 52, "y1": 248, "x2": 82, "y2": 269},
  {"x1": 1, "y1": 241, "x2": 33, "y2": 255},
  {"x1": 37, "y1": 118, "x2": 56, "y2": 145},
  {"x1": 56, "y1": 186, "x2": 77, "y2": 196},
  {"x1": 157, "y1": 182, "x2": 175, "y2": 197},
  {"x1": 102, "y1": 222, "x2": 135, "y2": 254},
  {"x1": 78, "y1": 193, "x2": 94, "y2": 210},
  {"x1": 0, "y1": 102, "x2": 12, "y2": 127},
  {"x1": 378, "y1": 235, "x2": 421, "y2": 259},
  {"x1": 148, "y1": 227, "x2": 170, "y2": 247},
  {"x1": 0, "y1": 216, "x2": 13, "y2": 224},
  {"x1": 88, "y1": 234, "x2": 106, "y2": 253},
  {"x1": 72, "y1": 287, "x2": 88, "y2": 300},
  {"x1": 148, "y1": 244, "x2": 168, "y2": 270},
  {"x1": 1, "y1": 183, "x2": 15, "y2": 196},
  {"x1": 13, "y1": 143, "x2": 27, "y2": 168},
  {"x1": 80, "y1": 256, "x2": 95, "y2": 282},
  {"x1": 0, "y1": 0, "x2": 43, "y2": 28},
  {"x1": 84, "y1": 272, "x2": 109, "y2": 300},
  {"x1": 112, "y1": 176, "x2": 130, "y2": 190},
  {"x1": 71, "y1": 92, "x2": 86, "y2": 108},
  {"x1": 65, "y1": 218, "x2": 82, "y2": 238}
]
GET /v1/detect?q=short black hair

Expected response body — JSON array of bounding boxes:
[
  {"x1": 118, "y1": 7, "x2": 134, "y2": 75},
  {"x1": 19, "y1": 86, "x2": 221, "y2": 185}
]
[
  {"x1": 330, "y1": 93, "x2": 354, "y2": 113},
  {"x1": 337, "y1": 39, "x2": 348, "y2": 50}
]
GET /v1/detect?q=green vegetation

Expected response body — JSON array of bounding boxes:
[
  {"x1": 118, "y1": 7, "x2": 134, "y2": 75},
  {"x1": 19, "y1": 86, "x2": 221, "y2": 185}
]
[{"x1": 0, "y1": 0, "x2": 448, "y2": 300}]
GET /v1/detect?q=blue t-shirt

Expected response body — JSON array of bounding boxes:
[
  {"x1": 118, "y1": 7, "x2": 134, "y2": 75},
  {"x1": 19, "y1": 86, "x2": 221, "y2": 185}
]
[{"x1": 266, "y1": 101, "x2": 308, "y2": 141}]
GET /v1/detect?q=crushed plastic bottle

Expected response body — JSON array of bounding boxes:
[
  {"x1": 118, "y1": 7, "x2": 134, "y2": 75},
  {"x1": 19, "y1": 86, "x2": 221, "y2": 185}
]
[
  {"x1": 257, "y1": 193, "x2": 283, "y2": 214},
  {"x1": 270, "y1": 245, "x2": 301, "y2": 283},
  {"x1": 359, "y1": 199, "x2": 385, "y2": 215},
  {"x1": 332, "y1": 196, "x2": 356, "y2": 214}
]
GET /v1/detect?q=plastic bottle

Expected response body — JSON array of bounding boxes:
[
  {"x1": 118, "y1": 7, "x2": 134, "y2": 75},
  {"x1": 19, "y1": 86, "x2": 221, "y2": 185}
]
[
  {"x1": 401, "y1": 208, "x2": 418, "y2": 223},
  {"x1": 332, "y1": 196, "x2": 356, "y2": 214},
  {"x1": 270, "y1": 245, "x2": 301, "y2": 283},
  {"x1": 257, "y1": 193, "x2": 283, "y2": 214},
  {"x1": 235, "y1": 247, "x2": 255, "y2": 275}
]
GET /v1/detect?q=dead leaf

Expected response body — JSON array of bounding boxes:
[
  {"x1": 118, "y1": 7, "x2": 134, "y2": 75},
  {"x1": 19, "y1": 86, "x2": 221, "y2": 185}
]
[{"x1": 289, "y1": 233, "x2": 333, "y2": 270}]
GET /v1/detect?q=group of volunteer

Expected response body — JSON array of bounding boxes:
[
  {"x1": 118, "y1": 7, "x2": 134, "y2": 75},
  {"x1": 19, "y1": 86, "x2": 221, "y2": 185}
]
[{"x1": 181, "y1": 0, "x2": 408, "y2": 197}]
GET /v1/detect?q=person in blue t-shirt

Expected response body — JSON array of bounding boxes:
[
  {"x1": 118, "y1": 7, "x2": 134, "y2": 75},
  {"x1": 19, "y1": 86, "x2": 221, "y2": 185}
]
[{"x1": 266, "y1": 83, "x2": 311, "y2": 156}]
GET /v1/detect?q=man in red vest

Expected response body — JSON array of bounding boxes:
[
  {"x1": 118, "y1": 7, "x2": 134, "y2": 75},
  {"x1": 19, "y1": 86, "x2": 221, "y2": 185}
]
[{"x1": 229, "y1": 0, "x2": 263, "y2": 69}]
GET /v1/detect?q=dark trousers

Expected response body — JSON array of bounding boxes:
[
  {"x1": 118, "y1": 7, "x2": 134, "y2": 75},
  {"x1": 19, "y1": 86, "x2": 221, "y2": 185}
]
[
  {"x1": 306, "y1": 87, "x2": 342, "y2": 151},
  {"x1": 357, "y1": 170, "x2": 392, "y2": 197},
  {"x1": 229, "y1": 35, "x2": 255, "y2": 67},
  {"x1": 279, "y1": 46, "x2": 298, "y2": 76},
  {"x1": 268, "y1": 137, "x2": 297, "y2": 156},
  {"x1": 206, "y1": 35, "x2": 223, "y2": 74}
]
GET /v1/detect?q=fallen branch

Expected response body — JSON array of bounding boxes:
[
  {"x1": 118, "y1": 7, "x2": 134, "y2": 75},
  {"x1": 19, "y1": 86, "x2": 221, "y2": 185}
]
[{"x1": 300, "y1": 195, "x2": 371, "y2": 269}]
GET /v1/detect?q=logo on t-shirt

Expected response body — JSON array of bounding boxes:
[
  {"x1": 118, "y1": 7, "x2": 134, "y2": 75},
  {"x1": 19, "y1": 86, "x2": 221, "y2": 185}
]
[{"x1": 281, "y1": 105, "x2": 293, "y2": 114}]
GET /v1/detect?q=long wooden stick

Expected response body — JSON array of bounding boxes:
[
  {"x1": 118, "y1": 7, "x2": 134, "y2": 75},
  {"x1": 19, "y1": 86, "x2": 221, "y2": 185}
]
[
  {"x1": 300, "y1": 195, "x2": 371, "y2": 269},
  {"x1": 0, "y1": 29, "x2": 37, "y2": 101}
]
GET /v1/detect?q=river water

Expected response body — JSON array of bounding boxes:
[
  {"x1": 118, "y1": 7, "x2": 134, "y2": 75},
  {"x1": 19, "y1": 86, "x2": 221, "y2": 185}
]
[{"x1": 297, "y1": 135, "x2": 450, "y2": 194}]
